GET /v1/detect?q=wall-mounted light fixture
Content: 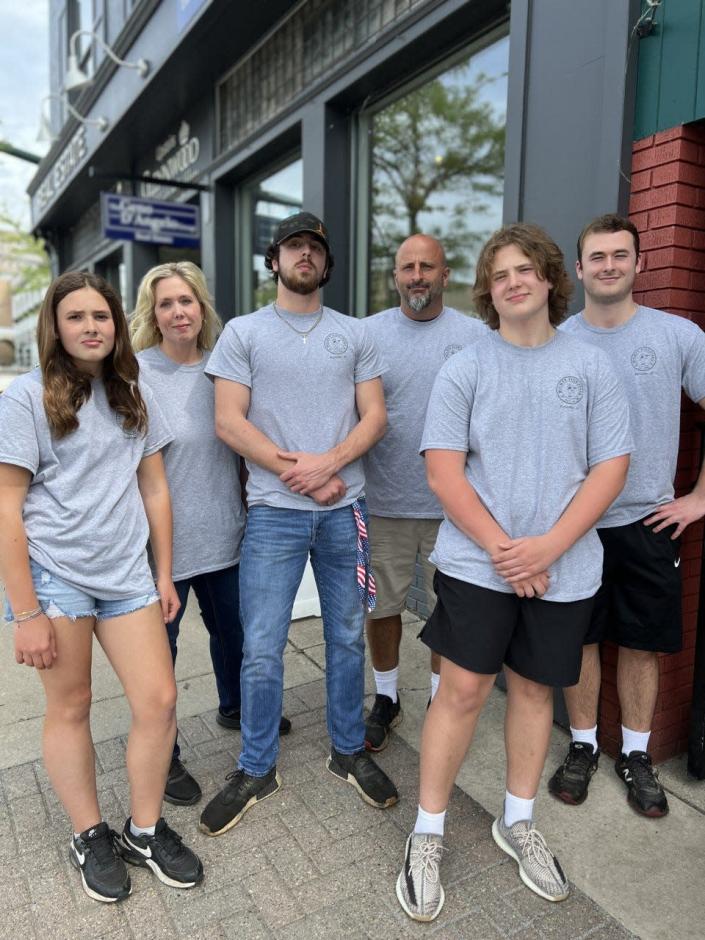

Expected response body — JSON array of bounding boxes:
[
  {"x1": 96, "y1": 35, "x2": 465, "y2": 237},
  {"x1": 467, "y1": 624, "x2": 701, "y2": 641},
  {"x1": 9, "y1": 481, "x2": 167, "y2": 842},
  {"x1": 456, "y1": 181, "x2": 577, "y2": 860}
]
[
  {"x1": 37, "y1": 94, "x2": 109, "y2": 142},
  {"x1": 65, "y1": 30, "x2": 150, "y2": 92}
]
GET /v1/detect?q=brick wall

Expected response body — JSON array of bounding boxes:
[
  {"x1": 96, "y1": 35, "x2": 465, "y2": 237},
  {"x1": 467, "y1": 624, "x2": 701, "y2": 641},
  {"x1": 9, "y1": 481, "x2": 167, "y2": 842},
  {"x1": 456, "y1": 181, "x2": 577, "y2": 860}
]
[{"x1": 599, "y1": 121, "x2": 705, "y2": 763}]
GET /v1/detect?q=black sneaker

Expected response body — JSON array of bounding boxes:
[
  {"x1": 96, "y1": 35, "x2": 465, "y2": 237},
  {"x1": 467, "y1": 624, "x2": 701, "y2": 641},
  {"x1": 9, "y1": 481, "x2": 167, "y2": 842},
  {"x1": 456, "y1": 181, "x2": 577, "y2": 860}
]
[
  {"x1": 118, "y1": 818, "x2": 204, "y2": 888},
  {"x1": 199, "y1": 767, "x2": 281, "y2": 836},
  {"x1": 364, "y1": 694, "x2": 402, "y2": 752},
  {"x1": 164, "y1": 755, "x2": 202, "y2": 806},
  {"x1": 215, "y1": 709, "x2": 292, "y2": 735},
  {"x1": 548, "y1": 742, "x2": 599, "y2": 805},
  {"x1": 326, "y1": 747, "x2": 399, "y2": 808},
  {"x1": 615, "y1": 751, "x2": 669, "y2": 818},
  {"x1": 69, "y1": 822, "x2": 131, "y2": 903}
]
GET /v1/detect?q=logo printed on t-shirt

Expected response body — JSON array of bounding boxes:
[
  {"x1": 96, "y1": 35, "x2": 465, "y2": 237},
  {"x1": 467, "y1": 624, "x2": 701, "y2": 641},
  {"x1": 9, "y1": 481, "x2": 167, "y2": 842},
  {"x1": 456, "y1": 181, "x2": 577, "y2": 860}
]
[
  {"x1": 443, "y1": 343, "x2": 464, "y2": 360},
  {"x1": 324, "y1": 333, "x2": 349, "y2": 357},
  {"x1": 631, "y1": 346, "x2": 657, "y2": 373},
  {"x1": 556, "y1": 375, "x2": 584, "y2": 405}
]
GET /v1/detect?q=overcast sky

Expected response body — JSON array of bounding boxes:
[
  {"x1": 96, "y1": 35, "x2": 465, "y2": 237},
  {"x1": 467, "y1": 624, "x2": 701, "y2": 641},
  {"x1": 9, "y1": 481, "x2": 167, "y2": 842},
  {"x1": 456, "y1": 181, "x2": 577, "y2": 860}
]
[{"x1": 0, "y1": 2, "x2": 50, "y2": 229}]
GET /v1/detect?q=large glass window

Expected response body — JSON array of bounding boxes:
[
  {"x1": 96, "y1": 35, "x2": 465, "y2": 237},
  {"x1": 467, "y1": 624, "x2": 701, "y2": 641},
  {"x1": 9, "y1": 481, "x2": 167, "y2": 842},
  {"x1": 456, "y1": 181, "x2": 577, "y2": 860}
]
[
  {"x1": 236, "y1": 157, "x2": 303, "y2": 313},
  {"x1": 360, "y1": 32, "x2": 509, "y2": 315}
]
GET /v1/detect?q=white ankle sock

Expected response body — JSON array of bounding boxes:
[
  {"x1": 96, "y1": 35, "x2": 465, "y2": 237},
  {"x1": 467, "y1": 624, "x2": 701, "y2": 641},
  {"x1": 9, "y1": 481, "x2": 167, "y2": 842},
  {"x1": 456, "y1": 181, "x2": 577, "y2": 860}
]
[
  {"x1": 414, "y1": 805, "x2": 446, "y2": 836},
  {"x1": 430, "y1": 672, "x2": 441, "y2": 701},
  {"x1": 130, "y1": 820, "x2": 157, "y2": 838},
  {"x1": 503, "y1": 791, "x2": 535, "y2": 828},
  {"x1": 570, "y1": 725, "x2": 598, "y2": 751},
  {"x1": 373, "y1": 666, "x2": 398, "y2": 703},
  {"x1": 621, "y1": 726, "x2": 650, "y2": 757}
]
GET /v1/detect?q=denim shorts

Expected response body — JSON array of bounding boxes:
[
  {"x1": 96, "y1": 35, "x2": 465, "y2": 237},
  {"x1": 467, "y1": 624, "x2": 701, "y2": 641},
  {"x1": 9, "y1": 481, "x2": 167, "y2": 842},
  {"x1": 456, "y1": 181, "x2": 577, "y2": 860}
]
[{"x1": 3, "y1": 559, "x2": 160, "y2": 624}]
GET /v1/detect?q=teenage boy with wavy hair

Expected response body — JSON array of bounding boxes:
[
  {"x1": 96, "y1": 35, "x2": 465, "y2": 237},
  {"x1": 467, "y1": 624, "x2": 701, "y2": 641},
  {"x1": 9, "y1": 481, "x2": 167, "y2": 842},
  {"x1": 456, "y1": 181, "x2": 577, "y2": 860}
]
[{"x1": 396, "y1": 223, "x2": 632, "y2": 921}]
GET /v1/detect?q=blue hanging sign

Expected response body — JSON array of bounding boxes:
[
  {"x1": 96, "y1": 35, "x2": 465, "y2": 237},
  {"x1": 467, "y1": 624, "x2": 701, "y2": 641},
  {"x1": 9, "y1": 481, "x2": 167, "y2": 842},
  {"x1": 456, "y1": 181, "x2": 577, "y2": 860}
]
[{"x1": 101, "y1": 193, "x2": 200, "y2": 248}]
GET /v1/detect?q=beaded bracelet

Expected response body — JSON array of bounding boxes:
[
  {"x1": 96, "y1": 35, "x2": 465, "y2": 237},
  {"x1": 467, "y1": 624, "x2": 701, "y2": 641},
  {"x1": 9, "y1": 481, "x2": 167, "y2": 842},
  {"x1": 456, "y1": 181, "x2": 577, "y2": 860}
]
[{"x1": 15, "y1": 606, "x2": 43, "y2": 624}]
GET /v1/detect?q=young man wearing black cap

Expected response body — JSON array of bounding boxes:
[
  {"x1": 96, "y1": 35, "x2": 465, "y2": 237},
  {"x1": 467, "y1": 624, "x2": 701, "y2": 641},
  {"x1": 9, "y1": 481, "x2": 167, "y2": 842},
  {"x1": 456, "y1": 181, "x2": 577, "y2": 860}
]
[{"x1": 200, "y1": 212, "x2": 399, "y2": 836}]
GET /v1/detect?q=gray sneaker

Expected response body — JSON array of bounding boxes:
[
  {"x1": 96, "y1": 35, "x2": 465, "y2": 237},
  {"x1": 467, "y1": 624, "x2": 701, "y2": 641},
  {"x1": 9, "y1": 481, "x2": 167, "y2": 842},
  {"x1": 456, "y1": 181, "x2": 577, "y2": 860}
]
[
  {"x1": 491, "y1": 817, "x2": 569, "y2": 902},
  {"x1": 396, "y1": 832, "x2": 445, "y2": 922}
]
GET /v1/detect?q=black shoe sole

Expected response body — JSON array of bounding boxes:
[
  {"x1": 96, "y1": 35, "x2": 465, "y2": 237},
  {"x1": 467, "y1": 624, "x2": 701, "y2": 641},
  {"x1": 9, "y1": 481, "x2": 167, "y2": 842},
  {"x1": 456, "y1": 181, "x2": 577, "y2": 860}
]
[
  {"x1": 198, "y1": 772, "x2": 282, "y2": 837},
  {"x1": 364, "y1": 709, "x2": 402, "y2": 753},
  {"x1": 326, "y1": 756, "x2": 399, "y2": 808},
  {"x1": 163, "y1": 787, "x2": 202, "y2": 806},
  {"x1": 118, "y1": 836, "x2": 204, "y2": 888},
  {"x1": 626, "y1": 791, "x2": 669, "y2": 818},
  {"x1": 69, "y1": 846, "x2": 131, "y2": 903},
  {"x1": 547, "y1": 783, "x2": 589, "y2": 806}
]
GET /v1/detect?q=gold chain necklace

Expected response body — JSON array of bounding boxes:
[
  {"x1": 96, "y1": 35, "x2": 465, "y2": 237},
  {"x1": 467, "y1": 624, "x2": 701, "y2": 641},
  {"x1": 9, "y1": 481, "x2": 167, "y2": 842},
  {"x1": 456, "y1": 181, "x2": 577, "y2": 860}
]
[{"x1": 272, "y1": 302, "x2": 323, "y2": 344}]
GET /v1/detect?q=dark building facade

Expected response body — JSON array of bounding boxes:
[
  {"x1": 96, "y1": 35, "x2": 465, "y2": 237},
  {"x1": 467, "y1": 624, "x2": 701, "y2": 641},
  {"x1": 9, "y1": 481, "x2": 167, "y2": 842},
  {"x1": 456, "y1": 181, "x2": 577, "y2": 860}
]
[{"x1": 28, "y1": 0, "x2": 705, "y2": 762}]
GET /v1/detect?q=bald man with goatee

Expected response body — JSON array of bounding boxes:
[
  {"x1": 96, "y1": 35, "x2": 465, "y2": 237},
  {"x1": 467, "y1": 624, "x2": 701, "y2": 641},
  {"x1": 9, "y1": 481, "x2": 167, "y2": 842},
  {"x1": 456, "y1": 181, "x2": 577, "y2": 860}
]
[{"x1": 363, "y1": 234, "x2": 486, "y2": 750}]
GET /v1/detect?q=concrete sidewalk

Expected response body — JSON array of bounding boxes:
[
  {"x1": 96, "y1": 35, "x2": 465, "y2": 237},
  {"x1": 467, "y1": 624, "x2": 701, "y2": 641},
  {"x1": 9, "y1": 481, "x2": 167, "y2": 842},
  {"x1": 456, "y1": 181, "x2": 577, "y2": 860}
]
[{"x1": 1, "y1": 601, "x2": 703, "y2": 939}]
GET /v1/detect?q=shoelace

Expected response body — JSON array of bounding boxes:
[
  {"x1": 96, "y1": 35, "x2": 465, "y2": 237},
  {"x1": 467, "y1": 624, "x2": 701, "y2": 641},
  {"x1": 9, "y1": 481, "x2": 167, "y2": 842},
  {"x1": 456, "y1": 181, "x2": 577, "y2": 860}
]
[
  {"x1": 564, "y1": 745, "x2": 594, "y2": 773},
  {"x1": 409, "y1": 839, "x2": 444, "y2": 883},
  {"x1": 627, "y1": 756, "x2": 660, "y2": 790},
  {"x1": 85, "y1": 828, "x2": 120, "y2": 866},
  {"x1": 152, "y1": 822, "x2": 184, "y2": 860},
  {"x1": 516, "y1": 826, "x2": 555, "y2": 868}
]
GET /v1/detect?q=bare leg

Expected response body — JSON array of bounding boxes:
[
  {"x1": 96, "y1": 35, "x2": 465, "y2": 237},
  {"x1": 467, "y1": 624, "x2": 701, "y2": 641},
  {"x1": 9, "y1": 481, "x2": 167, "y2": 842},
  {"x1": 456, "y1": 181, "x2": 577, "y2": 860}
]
[
  {"x1": 96, "y1": 602, "x2": 177, "y2": 827},
  {"x1": 430, "y1": 651, "x2": 441, "y2": 674},
  {"x1": 617, "y1": 647, "x2": 659, "y2": 732},
  {"x1": 366, "y1": 614, "x2": 402, "y2": 671},
  {"x1": 38, "y1": 616, "x2": 99, "y2": 832},
  {"x1": 504, "y1": 667, "x2": 554, "y2": 799},
  {"x1": 563, "y1": 643, "x2": 601, "y2": 729},
  {"x1": 419, "y1": 657, "x2": 496, "y2": 812}
]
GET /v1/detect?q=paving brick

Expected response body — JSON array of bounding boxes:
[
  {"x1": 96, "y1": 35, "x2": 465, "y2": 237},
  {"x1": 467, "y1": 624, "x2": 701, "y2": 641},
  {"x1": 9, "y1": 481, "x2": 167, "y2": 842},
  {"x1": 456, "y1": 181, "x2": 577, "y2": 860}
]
[
  {"x1": 0, "y1": 695, "x2": 633, "y2": 940},
  {"x1": 1, "y1": 763, "x2": 40, "y2": 800},
  {"x1": 219, "y1": 908, "x2": 271, "y2": 939},
  {"x1": 0, "y1": 907, "x2": 36, "y2": 940}
]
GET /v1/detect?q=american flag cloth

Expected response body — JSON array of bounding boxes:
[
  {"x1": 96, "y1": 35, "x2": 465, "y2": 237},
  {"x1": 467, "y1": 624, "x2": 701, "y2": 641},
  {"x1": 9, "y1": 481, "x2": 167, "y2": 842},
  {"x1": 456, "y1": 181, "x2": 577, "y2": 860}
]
[{"x1": 351, "y1": 499, "x2": 376, "y2": 612}]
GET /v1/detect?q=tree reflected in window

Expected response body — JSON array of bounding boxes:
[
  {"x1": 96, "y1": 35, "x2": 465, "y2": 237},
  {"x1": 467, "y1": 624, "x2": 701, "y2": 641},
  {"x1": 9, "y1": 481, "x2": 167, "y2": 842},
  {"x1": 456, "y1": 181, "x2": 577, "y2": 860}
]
[{"x1": 368, "y1": 36, "x2": 508, "y2": 314}]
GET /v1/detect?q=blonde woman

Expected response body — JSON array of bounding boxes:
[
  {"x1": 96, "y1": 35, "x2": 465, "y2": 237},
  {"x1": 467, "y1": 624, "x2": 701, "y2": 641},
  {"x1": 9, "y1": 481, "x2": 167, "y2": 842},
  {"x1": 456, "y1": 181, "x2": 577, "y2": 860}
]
[{"x1": 131, "y1": 262, "x2": 290, "y2": 806}]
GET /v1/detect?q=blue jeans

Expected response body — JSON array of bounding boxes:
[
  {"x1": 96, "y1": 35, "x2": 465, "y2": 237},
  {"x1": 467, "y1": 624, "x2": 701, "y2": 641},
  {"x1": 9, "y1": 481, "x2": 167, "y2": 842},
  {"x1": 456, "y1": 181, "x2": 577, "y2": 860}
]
[
  {"x1": 167, "y1": 564, "x2": 244, "y2": 757},
  {"x1": 238, "y1": 504, "x2": 366, "y2": 776}
]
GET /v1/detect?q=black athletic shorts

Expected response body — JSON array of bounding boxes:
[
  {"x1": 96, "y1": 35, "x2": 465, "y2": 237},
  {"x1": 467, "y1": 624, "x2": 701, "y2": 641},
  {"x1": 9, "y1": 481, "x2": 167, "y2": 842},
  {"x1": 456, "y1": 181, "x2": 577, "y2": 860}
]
[
  {"x1": 420, "y1": 571, "x2": 595, "y2": 688},
  {"x1": 585, "y1": 518, "x2": 682, "y2": 653}
]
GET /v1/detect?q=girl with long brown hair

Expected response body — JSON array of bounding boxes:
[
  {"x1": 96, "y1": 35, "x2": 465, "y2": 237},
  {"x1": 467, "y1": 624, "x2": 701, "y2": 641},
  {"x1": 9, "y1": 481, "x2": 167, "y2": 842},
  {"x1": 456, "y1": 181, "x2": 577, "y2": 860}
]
[{"x1": 0, "y1": 271, "x2": 203, "y2": 903}]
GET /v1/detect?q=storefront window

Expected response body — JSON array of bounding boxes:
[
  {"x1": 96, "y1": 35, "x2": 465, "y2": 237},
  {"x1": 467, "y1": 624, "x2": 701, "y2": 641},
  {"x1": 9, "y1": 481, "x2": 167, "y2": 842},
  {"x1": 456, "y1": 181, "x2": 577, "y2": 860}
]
[
  {"x1": 364, "y1": 33, "x2": 509, "y2": 314},
  {"x1": 238, "y1": 157, "x2": 303, "y2": 312}
]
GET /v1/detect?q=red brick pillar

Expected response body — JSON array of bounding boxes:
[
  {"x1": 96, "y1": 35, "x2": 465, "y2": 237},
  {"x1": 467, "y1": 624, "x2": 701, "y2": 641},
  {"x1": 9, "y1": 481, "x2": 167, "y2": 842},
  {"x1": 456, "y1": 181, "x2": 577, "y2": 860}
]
[{"x1": 598, "y1": 122, "x2": 705, "y2": 763}]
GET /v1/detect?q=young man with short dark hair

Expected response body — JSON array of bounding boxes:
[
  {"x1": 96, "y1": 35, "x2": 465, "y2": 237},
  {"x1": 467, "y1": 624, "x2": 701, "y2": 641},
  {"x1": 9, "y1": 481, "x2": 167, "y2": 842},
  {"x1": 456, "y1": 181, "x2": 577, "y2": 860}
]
[
  {"x1": 201, "y1": 212, "x2": 399, "y2": 837},
  {"x1": 549, "y1": 214, "x2": 705, "y2": 817},
  {"x1": 396, "y1": 223, "x2": 631, "y2": 921}
]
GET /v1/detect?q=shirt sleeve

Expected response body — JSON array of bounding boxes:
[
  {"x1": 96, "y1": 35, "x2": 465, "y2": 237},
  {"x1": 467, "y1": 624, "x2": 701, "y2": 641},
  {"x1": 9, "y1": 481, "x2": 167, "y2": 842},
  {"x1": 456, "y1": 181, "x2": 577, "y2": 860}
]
[
  {"x1": 420, "y1": 355, "x2": 476, "y2": 454},
  {"x1": 141, "y1": 382, "x2": 174, "y2": 457},
  {"x1": 0, "y1": 391, "x2": 40, "y2": 474},
  {"x1": 680, "y1": 319, "x2": 705, "y2": 404},
  {"x1": 204, "y1": 321, "x2": 253, "y2": 388},
  {"x1": 586, "y1": 352, "x2": 634, "y2": 467},
  {"x1": 354, "y1": 321, "x2": 387, "y2": 383}
]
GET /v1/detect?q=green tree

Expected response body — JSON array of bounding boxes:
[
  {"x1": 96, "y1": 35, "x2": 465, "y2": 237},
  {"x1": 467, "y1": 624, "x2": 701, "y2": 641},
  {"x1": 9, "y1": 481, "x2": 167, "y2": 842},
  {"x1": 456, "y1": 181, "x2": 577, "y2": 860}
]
[{"x1": 0, "y1": 210, "x2": 51, "y2": 293}]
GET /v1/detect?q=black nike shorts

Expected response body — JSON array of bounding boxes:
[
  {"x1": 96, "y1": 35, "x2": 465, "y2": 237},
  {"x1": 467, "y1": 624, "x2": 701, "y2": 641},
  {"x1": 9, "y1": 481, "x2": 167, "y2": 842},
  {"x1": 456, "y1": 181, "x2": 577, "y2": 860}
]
[
  {"x1": 420, "y1": 571, "x2": 595, "y2": 688},
  {"x1": 584, "y1": 517, "x2": 682, "y2": 653}
]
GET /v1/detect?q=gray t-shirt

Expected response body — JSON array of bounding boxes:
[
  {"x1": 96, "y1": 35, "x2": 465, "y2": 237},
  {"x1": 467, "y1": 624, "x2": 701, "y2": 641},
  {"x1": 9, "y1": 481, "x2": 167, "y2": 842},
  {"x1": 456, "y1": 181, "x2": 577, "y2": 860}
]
[
  {"x1": 0, "y1": 368, "x2": 173, "y2": 600},
  {"x1": 137, "y1": 346, "x2": 245, "y2": 580},
  {"x1": 561, "y1": 306, "x2": 705, "y2": 527},
  {"x1": 364, "y1": 306, "x2": 486, "y2": 518},
  {"x1": 421, "y1": 330, "x2": 633, "y2": 602},
  {"x1": 206, "y1": 304, "x2": 385, "y2": 510}
]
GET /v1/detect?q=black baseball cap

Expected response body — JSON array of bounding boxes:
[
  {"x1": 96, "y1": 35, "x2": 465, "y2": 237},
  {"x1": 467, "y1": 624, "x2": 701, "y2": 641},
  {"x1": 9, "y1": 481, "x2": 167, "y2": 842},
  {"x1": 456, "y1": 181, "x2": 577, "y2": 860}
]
[{"x1": 273, "y1": 212, "x2": 330, "y2": 251}]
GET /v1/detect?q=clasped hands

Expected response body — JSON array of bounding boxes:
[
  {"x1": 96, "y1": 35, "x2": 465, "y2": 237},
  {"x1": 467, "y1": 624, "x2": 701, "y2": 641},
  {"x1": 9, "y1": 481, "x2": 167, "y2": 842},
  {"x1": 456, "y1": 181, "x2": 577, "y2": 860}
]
[
  {"x1": 278, "y1": 450, "x2": 347, "y2": 506},
  {"x1": 491, "y1": 533, "x2": 560, "y2": 599}
]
